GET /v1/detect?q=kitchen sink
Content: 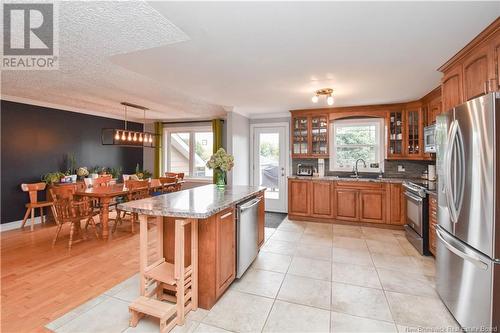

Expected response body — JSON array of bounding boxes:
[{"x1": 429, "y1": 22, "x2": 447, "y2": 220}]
[{"x1": 349, "y1": 174, "x2": 380, "y2": 179}]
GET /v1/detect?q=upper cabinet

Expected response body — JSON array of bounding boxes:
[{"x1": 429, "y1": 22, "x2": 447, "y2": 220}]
[
  {"x1": 439, "y1": 18, "x2": 500, "y2": 112},
  {"x1": 387, "y1": 110, "x2": 405, "y2": 158},
  {"x1": 291, "y1": 113, "x2": 328, "y2": 158},
  {"x1": 405, "y1": 105, "x2": 423, "y2": 158}
]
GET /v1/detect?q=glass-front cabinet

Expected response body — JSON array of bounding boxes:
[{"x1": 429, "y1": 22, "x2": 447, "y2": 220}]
[
  {"x1": 387, "y1": 110, "x2": 404, "y2": 157},
  {"x1": 291, "y1": 114, "x2": 329, "y2": 157},
  {"x1": 311, "y1": 115, "x2": 328, "y2": 155},
  {"x1": 292, "y1": 116, "x2": 309, "y2": 155},
  {"x1": 405, "y1": 107, "x2": 422, "y2": 158}
]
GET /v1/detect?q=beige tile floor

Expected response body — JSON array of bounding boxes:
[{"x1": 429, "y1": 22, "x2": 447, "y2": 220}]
[{"x1": 46, "y1": 218, "x2": 459, "y2": 333}]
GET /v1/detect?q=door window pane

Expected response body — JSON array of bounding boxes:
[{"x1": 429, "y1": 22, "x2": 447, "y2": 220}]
[
  {"x1": 259, "y1": 133, "x2": 279, "y2": 200},
  {"x1": 169, "y1": 132, "x2": 190, "y2": 176},
  {"x1": 194, "y1": 132, "x2": 213, "y2": 178}
]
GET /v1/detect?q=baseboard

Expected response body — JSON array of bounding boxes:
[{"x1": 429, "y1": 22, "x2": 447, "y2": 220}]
[
  {"x1": 287, "y1": 214, "x2": 405, "y2": 230},
  {"x1": 0, "y1": 215, "x2": 45, "y2": 232}
]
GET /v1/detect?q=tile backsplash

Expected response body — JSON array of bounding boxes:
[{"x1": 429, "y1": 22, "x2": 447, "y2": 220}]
[{"x1": 292, "y1": 158, "x2": 434, "y2": 179}]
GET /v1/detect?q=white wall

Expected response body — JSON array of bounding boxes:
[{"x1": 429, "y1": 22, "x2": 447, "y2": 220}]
[{"x1": 226, "y1": 112, "x2": 250, "y2": 186}]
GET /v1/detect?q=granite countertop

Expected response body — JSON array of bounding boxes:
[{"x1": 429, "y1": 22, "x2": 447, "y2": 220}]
[
  {"x1": 287, "y1": 175, "x2": 418, "y2": 183},
  {"x1": 117, "y1": 184, "x2": 265, "y2": 218}
]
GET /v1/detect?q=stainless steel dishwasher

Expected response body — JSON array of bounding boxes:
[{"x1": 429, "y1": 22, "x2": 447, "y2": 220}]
[{"x1": 236, "y1": 196, "x2": 261, "y2": 278}]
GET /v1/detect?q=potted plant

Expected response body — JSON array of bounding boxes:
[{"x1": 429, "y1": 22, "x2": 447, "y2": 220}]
[
  {"x1": 77, "y1": 167, "x2": 89, "y2": 180},
  {"x1": 206, "y1": 148, "x2": 234, "y2": 188},
  {"x1": 89, "y1": 166, "x2": 100, "y2": 179},
  {"x1": 135, "y1": 163, "x2": 152, "y2": 180},
  {"x1": 65, "y1": 153, "x2": 77, "y2": 182},
  {"x1": 108, "y1": 166, "x2": 123, "y2": 180},
  {"x1": 42, "y1": 172, "x2": 65, "y2": 185}
]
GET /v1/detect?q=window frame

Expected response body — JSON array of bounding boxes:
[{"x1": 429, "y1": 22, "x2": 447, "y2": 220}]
[
  {"x1": 329, "y1": 118, "x2": 385, "y2": 173},
  {"x1": 164, "y1": 125, "x2": 213, "y2": 181}
]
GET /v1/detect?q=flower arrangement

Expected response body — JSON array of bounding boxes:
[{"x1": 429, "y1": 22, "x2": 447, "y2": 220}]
[
  {"x1": 77, "y1": 167, "x2": 89, "y2": 178},
  {"x1": 206, "y1": 148, "x2": 234, "y2": 172},
  {"x1": 135, "y1": 163, "x2": 152, "y2": 180},
  {"x1": 206, "y1": 148, "x2": 234, "y2": 188}
]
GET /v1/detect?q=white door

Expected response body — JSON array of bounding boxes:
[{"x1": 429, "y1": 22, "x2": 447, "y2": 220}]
[{"x1": 251, "y1": 124, "x2": 288, "y2": 213}]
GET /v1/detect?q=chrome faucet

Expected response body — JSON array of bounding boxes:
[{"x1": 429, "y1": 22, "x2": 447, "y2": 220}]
[{"x1": 353, "y1": 158, "x2": 367, "y2": 178}]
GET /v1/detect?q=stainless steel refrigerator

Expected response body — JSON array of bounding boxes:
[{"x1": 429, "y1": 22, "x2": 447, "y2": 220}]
[{"x1": 436, "y1": 92, "x2": 500, "y2": 330}]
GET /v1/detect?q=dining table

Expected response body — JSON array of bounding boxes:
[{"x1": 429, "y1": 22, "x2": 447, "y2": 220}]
[{"x1": 75, "y1": 179, "x2": 183, "y2": 240}]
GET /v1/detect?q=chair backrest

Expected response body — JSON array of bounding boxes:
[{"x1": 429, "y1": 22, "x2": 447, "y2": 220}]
[
  {"x1": 21, "y1": 182, "x2": 47, "y2": 203},
  {"x1": 50, "y1": 186, "x2": 92, "y2": 223},
  {"x1": 93, "y1": 175, "x2": 112, "y2": 187},
  {"x1": 165, "y1": 172, "x2": 184, "y2": 180},
  {"x1": 159, "y1": 177, "x2": 178, "y2": 193},
  {"x1": 125, "y1": 180, "x2": 150, "y2": 201},
  {"x1": 159, "y1": 177, "x2": 177, "y2": 185}
]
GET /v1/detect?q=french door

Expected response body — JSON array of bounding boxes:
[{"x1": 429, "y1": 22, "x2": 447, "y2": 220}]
[{"x1": 251, "y1": 123, "x2": 289, "y2": 213}]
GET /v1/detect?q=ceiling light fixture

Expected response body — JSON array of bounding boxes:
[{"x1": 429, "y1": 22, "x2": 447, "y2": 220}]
[
  {"x1": 311, "y1": 88, "x2": 334, "y2": 106},
  {"x1": 101, "y1": 102, "x2": 158, "y2": 148}
]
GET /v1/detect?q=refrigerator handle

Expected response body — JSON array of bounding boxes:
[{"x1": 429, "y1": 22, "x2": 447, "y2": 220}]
[
  {"x1": 436, "y1": 227, "x2": 488, "y2": 270},
  {"x1": 444, "y1": 121, "x2": 457, "y2": 222},
  {"x1": 444, "y1": 120, "x2": 465, "y2": 223}
]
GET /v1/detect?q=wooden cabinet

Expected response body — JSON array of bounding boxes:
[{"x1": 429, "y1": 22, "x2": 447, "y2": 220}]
[
  {"x1": 258, "y1": 193, "x2": 265, "y2": 247},
  {"x1": 428, "y1": 194, "x2": 438, "y2": 256},
  {"x1": 387, "y1": 110, "x2": 405, "y2": 158},
  {"x1": 439, "y1": 18, "x2": 500, "y2": 111},
  {"x1": 291, "y1": 114, "x2": 328, "y2": 158},
  {"x1": 359, "y1": 190, "x2": 385, "y2": 223},
  {"x1": 288, "y1": 179, "x2": 310, "y2": 216},
  {"x1": 387, "y1": 183, "x2": 406, "y2": 225},
  {"x1": 405, "y1": 106, "x2": 423, "y2": 158},
  {"x1": 427, "y1": 97, "x2": 442, "y2": 125},
  {"x1": 215, "y1": 208, "x2": 236, "y2": 298},
  {"x1": 334, "y1": 188, "x2": 358, "y2": 221},
  {"x1": 310, "y1": 181, "x2": 333, "y2": 217},
  {"x1": 441, "y1": 64, "x2": 464, "y2": 112}
]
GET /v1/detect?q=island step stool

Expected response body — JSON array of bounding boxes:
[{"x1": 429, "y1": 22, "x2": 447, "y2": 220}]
[{"x1": 128, "y1": 215, "x2": 198, "y2": 333}]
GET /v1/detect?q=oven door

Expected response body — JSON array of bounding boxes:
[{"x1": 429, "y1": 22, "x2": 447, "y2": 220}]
[{"x1": 405, "y1": 191, "x2": 423, "y2": 236}]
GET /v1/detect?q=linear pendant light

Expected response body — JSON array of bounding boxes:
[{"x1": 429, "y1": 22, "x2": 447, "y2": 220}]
[{"x1": 101, "y1": 102, "x2": 157, "y2": 148}]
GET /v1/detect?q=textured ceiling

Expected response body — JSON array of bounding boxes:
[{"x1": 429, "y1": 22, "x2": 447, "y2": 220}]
[
  {"x1": 2, "y1": 2, "x2": 499, "y2": 120},
  {"x1": 1, "y1": 1, "x2": 227, "y2": 121}
]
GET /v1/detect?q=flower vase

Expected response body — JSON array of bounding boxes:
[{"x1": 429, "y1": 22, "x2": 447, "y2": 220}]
[{"x1": 214, "y1": 168, "x2": 226, "y2": 188}]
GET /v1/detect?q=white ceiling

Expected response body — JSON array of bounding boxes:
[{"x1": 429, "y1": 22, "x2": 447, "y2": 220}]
[{"x1": 2, "y1": 1, "x2": 499, "y2": 120}]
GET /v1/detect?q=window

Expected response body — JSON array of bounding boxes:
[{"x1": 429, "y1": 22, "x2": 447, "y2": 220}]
[
  {"x1": 330, "y1": 118, "x2": 385, "y2": 172},
  {"x1": 164, "y1": 126, "x2": 213, "y2": 179}
]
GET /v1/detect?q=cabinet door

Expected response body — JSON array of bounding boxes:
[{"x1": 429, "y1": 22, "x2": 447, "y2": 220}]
[
  {"x1": 216, "y1": 208, "x2": 235, "y2": 298},
  {"x1": 387, "y1": 184, "x2": 405, "y2": 225},
  {"x1": 359, "y1": 190, "x2": 385, "y2": 223},
  {"x1": 334, "y1": 188, "x2": 358, "y2": 221},
  {"x1": 258, "y1": 194, "x2": 265, "y2": 247},
  {"x1": 310, "y1": 115, "x2": 329, "y2": 156},
  {"x1": 405, "y1": 107, "x2": 422, "y2": 158},
  {"x1": 387, "y1": 110, "x2": 405, "y2": 158},
  {"x1": 441, "y1": 65, "x2": 463, "y2": 112},
  {"x1": 427, "y1": 97, "x2": 442, "y2": 125},
  {"x1": 462, "y1": 42, "x2": 492, "y2": 101},
  {"x1": 310, "y1": 181, "x2": 333, "y2": 218},
  {"x1": 292, "y1": 117, "x2": 309, "y2": 156},
  {"x1": 491, "y1": 32, "x2": 500, "y2": 92},
  {"x1": 288, "y1": 179, "x2": 310, "y2": 216}
]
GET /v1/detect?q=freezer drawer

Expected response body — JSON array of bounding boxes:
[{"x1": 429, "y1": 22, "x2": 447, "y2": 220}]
[{"x1": 436, "y1": 226, "x2": 498, "y2": 330}]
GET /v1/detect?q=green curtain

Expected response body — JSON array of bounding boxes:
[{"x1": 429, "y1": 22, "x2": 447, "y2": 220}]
[
  {"x1": 212, "y1": 119, "x2": 223, "y2": 153},
  {"x1": 212, "y1": 119, "x2": 223, "y2": 183},
  {"x1": 154, "y1": 122, "x2": 163, "y2": 178}
]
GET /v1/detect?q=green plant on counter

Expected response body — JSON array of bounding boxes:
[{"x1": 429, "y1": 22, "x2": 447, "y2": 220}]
[
  {"x1": 65, "y1": 153, "x2": 77, "y2": 175},
  {"x1": 42, "y1": 172, "x2": 65, "y2": 185},
  {"x1": 89, "y1": 165, "x2": 101, "y2": 174},
  {"x1": 135, "y1": 163, "x2": 152, "y2": 180},
  {"x1": 108, "y1": 166, "x2": 123, "y2": 179}
]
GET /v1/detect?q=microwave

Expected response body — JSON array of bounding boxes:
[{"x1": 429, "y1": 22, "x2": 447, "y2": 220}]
[{"x1": 424, "y1": 124, "x2": 437, "y2": 153}]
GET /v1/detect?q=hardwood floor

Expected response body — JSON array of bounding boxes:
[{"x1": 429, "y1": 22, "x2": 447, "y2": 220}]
[{"x1": 1, "y1": 214, "x2": 158, "y2": 333}]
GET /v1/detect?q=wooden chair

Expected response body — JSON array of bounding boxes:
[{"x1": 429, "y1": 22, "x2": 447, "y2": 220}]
[
  {"x1": 93, "y1": 175, "x2": 112, "y2": 187},
  {"x1": 50, "y1": 186, "x2": 99, "y2": 249},
  {"x1": 114, "y1": 180, "x2": 150, "y2": 233},
  {"x1": 165, "y1": 173, "x2": 184, "y2": 191},
  {"x1": 20, "y1": 182, "x2": 54, "y2": 231},
  {"x1": 159, "y1": 177, "x2": 178, "y2": 194},
  {"x1": 129, "y1": 216, "x2": 198, "y2": 333}
]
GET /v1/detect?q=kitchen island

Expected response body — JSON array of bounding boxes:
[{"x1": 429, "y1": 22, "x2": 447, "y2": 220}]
[{"x1": 118, "y1": 184, "x2": 265, "y2": 309}]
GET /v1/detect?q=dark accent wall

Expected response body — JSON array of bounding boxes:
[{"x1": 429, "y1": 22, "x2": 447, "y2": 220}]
[{"x1": 1, "y1": 100, "x2": 144, "y2": 223}]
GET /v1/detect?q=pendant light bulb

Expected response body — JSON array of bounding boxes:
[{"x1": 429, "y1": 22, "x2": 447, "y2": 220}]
[
  {"x1": 121, "y1": 131, "x2": 126, "y2": 140},
  {"x1": 148, "y1": 134, "x2": 153, "y2": 143},
  {"x1": 115, "y1": 131, "x2": 120, "y2": 140},
  {"x1": 139, "y1": 133, "x2": 143, "y2": 142},
  {"x1": 127, "y1": 132, "x2": 132, "y2": 141},
  {"x1": 311, "y1": 95, "x2": 319, "y2": 103},
  {"x1": 133, "y1": 132, "x2": 137, "y2": 141},
  {"x1": 327, "y1": 95, "x2": 334, "y2": 106}
]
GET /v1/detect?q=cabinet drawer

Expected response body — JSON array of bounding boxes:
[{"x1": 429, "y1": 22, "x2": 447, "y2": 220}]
[{"x1": 336, "y1": 181, "x2": 383, "y2": 189}]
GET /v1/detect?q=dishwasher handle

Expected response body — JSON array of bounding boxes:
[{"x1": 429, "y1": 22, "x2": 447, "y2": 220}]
[{"x1": 239, "y1": 197, "x2": 261, "y2": 211}]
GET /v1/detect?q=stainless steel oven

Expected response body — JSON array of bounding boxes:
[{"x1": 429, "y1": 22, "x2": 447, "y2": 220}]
[
  {"x1": 402, "y1": 181, "x2": 429, "y2": 255},
  {"x1": 424, "y1": 124, "x2": 437, "y2": 153}
]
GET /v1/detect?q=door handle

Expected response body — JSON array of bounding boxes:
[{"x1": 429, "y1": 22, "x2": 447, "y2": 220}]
[
  {"x1": 240, "y1": 198, "x2": 261, "y2": 211},
  {"x1": 436, "y1": 227, "x2": 488, "y2": 270}
]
